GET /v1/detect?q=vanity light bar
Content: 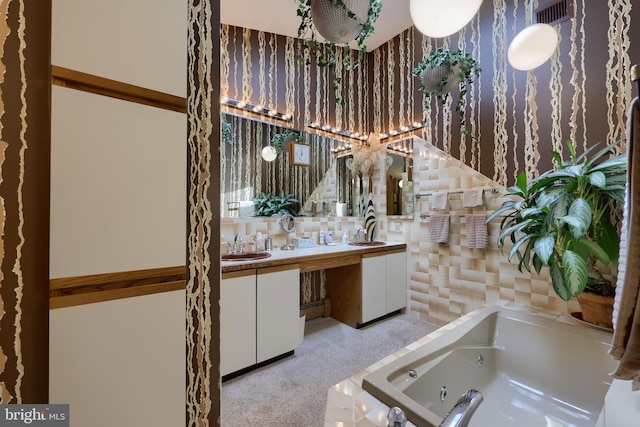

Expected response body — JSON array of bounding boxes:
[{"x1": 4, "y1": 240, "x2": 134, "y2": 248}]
[
  {"x1": 331, "y1": 141, "x2": 354, "y2": 155},
  {"x1": 386, "y1": 139, "x2": 414, "y2": 156},
  {"x1": 379, "y1": 121, "x2": 427, "y2": 139},
  {"x1": 220, "y1": 96, "x2": 292, "y2": 122},
  {"x1": 307, "y1": 121, "x2": 369, "y2": 142}
]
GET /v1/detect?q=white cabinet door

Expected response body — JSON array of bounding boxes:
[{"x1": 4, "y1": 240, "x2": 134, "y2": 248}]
[
  {"x1": 256, "y1": 267, "x2": 300, "y2": 363},
  {"x1": 361, "y1": 255, "x2": 387, "y2": 324},
  {"x1": 386, "y1": 251, "x2": 407, "y2": 313},
  {"x1": 221, "y1": 273, "x2": 256, "y2": 376}
]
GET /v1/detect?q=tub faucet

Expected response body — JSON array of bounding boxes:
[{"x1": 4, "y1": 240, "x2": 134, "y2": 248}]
[{"x1": 438, "y1": 389, "x2": 483, "y2": 427}]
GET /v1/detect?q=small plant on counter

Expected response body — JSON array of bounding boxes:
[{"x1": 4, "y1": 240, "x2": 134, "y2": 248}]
[{"x1": 253, "y1": 190, "x2": 300, "y2": 217}]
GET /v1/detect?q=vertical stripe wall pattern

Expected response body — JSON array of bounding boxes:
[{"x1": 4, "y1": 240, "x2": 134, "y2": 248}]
[
  {"x1": 186, "y1": 0, "x2": 220, "y2": 425},
  {"x1": 220, "y1": 3, "x2": 635, "y2": 181},
  {"x1": 0, "y1": 0, "x2": 51, "y2": 403},
  {"x1": 370, "y1": 0, "x2": 636, "y2": 183}
]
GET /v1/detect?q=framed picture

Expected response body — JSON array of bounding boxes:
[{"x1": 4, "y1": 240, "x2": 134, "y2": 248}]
[{"x1": 290, "y1": 142, "x2": 311, "y2": 166}]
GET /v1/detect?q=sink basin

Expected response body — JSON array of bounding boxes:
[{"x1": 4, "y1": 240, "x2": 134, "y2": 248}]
[
  {"x1": 221, "y1": 252, "x2": 272, "y2": 262},
  {"x1": 349, "y1": 241, "x2": 386, "y2": 247}
]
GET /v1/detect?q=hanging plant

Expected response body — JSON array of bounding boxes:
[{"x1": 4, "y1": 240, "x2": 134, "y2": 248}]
[
  {"x1": 271, "y1": 129, "x2": 302, "y2": 154},
  {"x1": 413, "y1": 48, "x2": 481, "y2": 135},
  {"x1": 221, "y1": 117, "x2": 234, "y2": 144},
  {"x1": 297, "y1": 0, "x2": 383, "y2": 105}
]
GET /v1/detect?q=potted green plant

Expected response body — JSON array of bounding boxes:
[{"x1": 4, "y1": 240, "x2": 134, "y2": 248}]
[
  {"x1": 252, "y1": 190, "x2": 300, "y2": 217},
  {"x1": 413, "y1": 48, "x2": 481, "y2": 135},
  {"x1": 271, "y1": 129, "x2": 302, "y2": 154},
  {"x1": 297, "y1": 0, "x2": 383, "y2": 105},
  {"x1": 487, "y1": 139, "x2": 627, "y2": 327}
]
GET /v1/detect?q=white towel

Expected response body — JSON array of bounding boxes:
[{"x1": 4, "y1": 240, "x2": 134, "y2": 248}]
[
  {"x1": 466, "y1": 214, "x2": 488, "y2": 249},
  {"x1": 431, "y1": 191, "x2": 448, "y2": 210},
  {"x1": 610, "y1": 96, "x2": 640, "y2": 390},
  {"x1": 429, "y1": 214, "x2": 450, "y2": 244},
  {"x1": 462, "y1": 188, "x2": 485, "y2": 208}
]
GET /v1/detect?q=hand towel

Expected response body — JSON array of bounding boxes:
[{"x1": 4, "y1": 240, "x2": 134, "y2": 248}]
[
  {"x1": 431, "y1": 191, "x2": 448, "y2": 210},
  {"x1": 429, "y1": 214, "x2": 450, "y2": 244},
  {"x1": 466, "y1": 214, "x2": 488, "y2": 249},
  {"x1": 462, "y1": 188, "x2": 485, "y2": 208},
  {"x1": 610, "y1": 96, "x2": 640, "y2": 390}
]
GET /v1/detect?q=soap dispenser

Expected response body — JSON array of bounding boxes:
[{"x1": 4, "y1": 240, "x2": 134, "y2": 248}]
[{"x1": 342, "y1": 231, "x2": 349, "y2": 244}]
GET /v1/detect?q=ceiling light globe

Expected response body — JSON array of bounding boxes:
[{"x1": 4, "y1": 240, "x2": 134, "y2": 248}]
[
  {"x1": 410, "y1": 0, "x2": 483, "y2": 38},
  {"x1": 508, "y1": 23, "x2": 559, "y2": 71},
  {"x1": 261, "y1": 145, "x2": 278, "y2": 162}
]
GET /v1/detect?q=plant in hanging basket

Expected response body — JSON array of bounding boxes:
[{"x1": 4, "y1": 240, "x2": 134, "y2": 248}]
[
  {"x1": 221, "y1": 117, "x2": 234, "y2": 144},
  {"x1": 297, "y1": 0, "x2": 383, "y2": 105},
  {"x1": 271, "y1": 129, "x2": 302, "y2": 154},
  {"x1": 413, "y1": 48, "x2": 481, "y2": 135},
  {"x1": 487, "y1": 139, "x2": 627, "y2": 305}
]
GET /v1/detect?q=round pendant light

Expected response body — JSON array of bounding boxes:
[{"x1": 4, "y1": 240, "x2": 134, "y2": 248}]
[
  {"x1": 410, "y1": 0, "x2": 483, "y2": 38},
  {"x1": 508, "y1": 23, "x2": 558, "y2": 71},
  {"x1": 261, "y1": 145, "x2": 277, "y2": 162}
]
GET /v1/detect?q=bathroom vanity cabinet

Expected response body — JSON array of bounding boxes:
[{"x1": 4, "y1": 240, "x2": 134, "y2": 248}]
[
  {"x1": 221, "y1": 265, "x2": 300, "y2": 378},
  {"x1": 361, "y1": 250, "x2": 407, "y2": 324},
  {"x1": 326, "y1": 247, "x2": 407, "y2": 328},
  {"x1": 220, "y1": 242, "x2": 407, "y2": 375}
]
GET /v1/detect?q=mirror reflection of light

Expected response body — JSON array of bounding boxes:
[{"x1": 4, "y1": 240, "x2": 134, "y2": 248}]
[{"x1": 261, "y1": 145, "x2": 277, "y2": 162}]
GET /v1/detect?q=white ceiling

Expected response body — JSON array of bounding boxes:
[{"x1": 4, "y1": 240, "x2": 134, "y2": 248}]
[{"x1": 220, "y1": 0, "x2": 414, "y2": 50}]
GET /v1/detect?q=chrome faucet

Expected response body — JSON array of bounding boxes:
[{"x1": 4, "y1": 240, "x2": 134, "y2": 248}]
[
  {"x1": 438, "y1": 389, "x2": 483, "y2": 427},
  {"x1": 354, "y1": 225, "x2": 367, "y2": 242},
  {"x1": 227, "y1": 233, "x2": 245, "y2": 254}
]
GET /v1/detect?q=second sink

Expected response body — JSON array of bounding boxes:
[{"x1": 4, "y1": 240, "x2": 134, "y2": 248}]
[
  {"x1": 222, "y1": 252, "x2": 272, "y2": 261},
  {"x1": 349, "y1": 241, "x2": 386, "y2": 247}
]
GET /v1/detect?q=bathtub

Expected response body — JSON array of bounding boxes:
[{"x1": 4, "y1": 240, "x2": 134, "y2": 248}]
[{"x1": 362, "y1": 304, "x2": 616, "y2": 427}]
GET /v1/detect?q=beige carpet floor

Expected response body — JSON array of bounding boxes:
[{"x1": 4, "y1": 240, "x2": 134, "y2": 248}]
[{"x1": 221, "y1": 312, "x2": 439, "y2": 427}]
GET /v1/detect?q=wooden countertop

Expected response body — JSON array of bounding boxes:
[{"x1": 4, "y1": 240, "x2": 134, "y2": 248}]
[{"x1": 221, "y1": 241, "x2": 407, "y2": 275}]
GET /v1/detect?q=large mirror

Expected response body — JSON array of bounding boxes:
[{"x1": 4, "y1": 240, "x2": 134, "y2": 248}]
[
  {"x1": 385, "y1": 138, "x2": 414, "y2": 218},
  {"x1": 221, "y1": 113, "x2": 415, "y2": 219},
  {"x1": 220, "y1": 113, "x2": 337, "y2": 218}
]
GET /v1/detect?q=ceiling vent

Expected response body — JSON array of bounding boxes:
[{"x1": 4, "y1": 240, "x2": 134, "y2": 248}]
[{"x1": 535, "y1": 0, "x2": 574, "y2": 26}]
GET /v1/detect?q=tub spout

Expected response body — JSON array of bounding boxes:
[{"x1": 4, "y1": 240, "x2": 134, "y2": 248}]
[{"x1": 438, "y1": 389, "x2": 483, "y2": 427}]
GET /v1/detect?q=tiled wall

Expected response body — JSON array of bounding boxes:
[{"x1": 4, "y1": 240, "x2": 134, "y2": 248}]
[
  {"x1": 223, "y1": 137, "x2": 588, "y2": 325},
  {"x1": 388, "y1": 139, "x2": 582, "y2": 326}
]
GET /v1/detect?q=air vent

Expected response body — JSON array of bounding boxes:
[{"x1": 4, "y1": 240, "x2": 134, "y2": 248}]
[{"x1": 535, "y1": 0, "x2": 574, "y2": 26}]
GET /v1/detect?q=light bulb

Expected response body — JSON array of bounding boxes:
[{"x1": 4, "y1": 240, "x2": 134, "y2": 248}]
[
  {"x1": 261, "y1": 145, "x2": 277, "y2": 162},
  {"x1": 508, "y1": 23, "x2": 558, "y2": 71},
  {"x1": 410, "y1": 0, "x2": 483, "y2": 38}
]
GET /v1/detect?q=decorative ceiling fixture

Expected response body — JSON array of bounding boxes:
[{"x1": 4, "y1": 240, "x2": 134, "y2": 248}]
[
  {"x1": 507, "y1": 0, "x2": 571, "y2": 71},
  {"x1": 409, "y1": 0, "x2": 483, "y2": 38},
  {"x1": 297, "y1": 0, "x2": 383, "y2": 105},
  {"x1": 508, "y1": 23, "x2": 558, "y2": 71}
]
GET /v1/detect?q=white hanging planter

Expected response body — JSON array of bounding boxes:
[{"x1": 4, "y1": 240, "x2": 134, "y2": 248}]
[
  {"x1": 420, "y1": 62, "x2": 461, "y2": 94},
  {"x1": 311, "y1": 0, "x2": 371, "y2": 44}
]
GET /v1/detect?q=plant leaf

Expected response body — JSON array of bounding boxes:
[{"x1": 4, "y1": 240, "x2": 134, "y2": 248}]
[
  {"x1": 534, "y1": 236, "x2": 555, "y2": 264},
  {"x1": 588, "y1": 171, "x2": 606, "y2": 189},
  {"x1": 550, "y1": 262, "x2": 571, "y2": 301},
  {"x1": 562, "y1": 250, "x2": 589, "y2": 297},
  {"x1": 566, "y1": 198, "x2": 592, "y2": 239},
  {"x1": 574, "y1": 238, "x2": 610, "y2": 266}
]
